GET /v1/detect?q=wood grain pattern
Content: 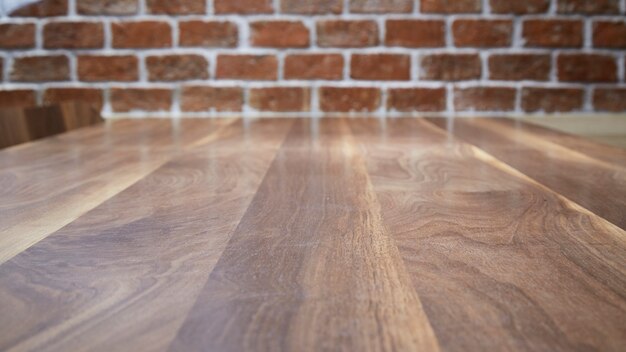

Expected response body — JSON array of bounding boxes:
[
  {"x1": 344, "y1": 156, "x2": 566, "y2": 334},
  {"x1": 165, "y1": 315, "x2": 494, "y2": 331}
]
[
  {"x1": 0, "y1": 118, "x2": 292, "y2": 351},
  {"x1": 426, "y1": 117, "x2": 626, "y2": 229},
  {"x1": 350, "y1": 118, "x2": 626, "y2": 351},
  {"x1": 171, "y1": 119, "x2": 439, "y2": 352},
  {"x1": 0, "y1": 118, "x2": 233, "y2": 264},
  {"x1": 490, "y1": 117, "x2": 626, "y2": 166},
  {"x1": 0, "y1": 117, "x2": 624, "y2": 351}
]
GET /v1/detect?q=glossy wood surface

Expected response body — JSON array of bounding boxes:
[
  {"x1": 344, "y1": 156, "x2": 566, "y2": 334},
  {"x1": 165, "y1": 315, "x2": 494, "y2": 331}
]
[
  {"x1": 426, "y1": 117, "x2": 626, "y2": 229},
  {"x1": 0, "y1": 117, "x2": 624, "y2": 351}
]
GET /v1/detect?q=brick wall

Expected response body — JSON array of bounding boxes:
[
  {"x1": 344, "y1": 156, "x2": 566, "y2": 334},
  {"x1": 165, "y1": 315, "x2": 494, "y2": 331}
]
[{"x1": 0, "y1": 0, "x2": 625, "y2": 117}]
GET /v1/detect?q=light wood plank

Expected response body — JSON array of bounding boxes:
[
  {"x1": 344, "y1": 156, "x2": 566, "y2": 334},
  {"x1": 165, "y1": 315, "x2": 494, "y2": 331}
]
[
  {"x1": 0, "y1": 119, "x2": 236, "y2": 264},
  {"x1": 496, "y1": 118, "x2": 626, "y2": 165},
  {"x1": 171, "y1": 118, "x2": 439, "y2": 352},
  {"x1": 426, "y1": 117, "x2": 626, "y2": 229},
  {"x1": 0, "y1": 118, "x2": 292, "y2": 352}
]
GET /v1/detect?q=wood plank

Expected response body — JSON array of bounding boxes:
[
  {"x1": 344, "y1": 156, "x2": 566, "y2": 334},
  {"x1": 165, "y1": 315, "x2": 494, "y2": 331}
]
[
  {"x1": 0, "y1": 118, "x2": 292, "y2": 351},
  {"x1": 350, "y1": 118, "x2": 626, "y2": 352},
  {"x1": 171, "y1": 118, "x2": 439, "y2": 352},
  {"x1": 521, "y1": 115, "x2": 626, "y2": 149},
  {"x1": 0, "y1": 119, "x2": 233, "y2": 264},
  {"x1": 493, "y1": 118, "x2": 626, "y2": 166},
  {"x1": 0, "y1": 102, "x2": 103, "y2": 149},
  {"x1": 426, "y1": 117, "x2": 626, "y2": 229}
]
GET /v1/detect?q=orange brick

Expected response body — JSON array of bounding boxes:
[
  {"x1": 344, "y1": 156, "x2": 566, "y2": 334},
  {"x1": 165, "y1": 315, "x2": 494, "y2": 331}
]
[
  {"x1": 78, "y1": 55, "x2": 139, "y2": 82},
  {"x1": 319, "y1": 87, "x2": 381, "y2": 112},
  {"x1": 385, "y1": 20, "x2": 445, "y2": 48},
  {"x1": 250, "y1": 21, "x2": 310, "y2": 48},
  {"x1": 112, "y1": 21, "x2": 171, "y2": 48},
  {"x1": 387, "y1": 88, "x2": 446, "y2": 112},
  {"x1": 110, "y1": 88, "x2": 172, "y2": 112},
  {"x1": 43, "y1": 21, "x2": 104, "y2": 49},
  {"x1": 216, "y1": 55, "x2": 278, "y2": 80},
  {"x1": 284, "y1": 54, "x2": 344, "y2": 80},
  {"x1": 181, "y1": 86, "x2": 243, "y2": 112},
  {"x1": 351, "y1": 54, "x2": 410, "y2": 81},
  {"x1": 249, "y1": 87, "x2": 311, "y2": 112}
]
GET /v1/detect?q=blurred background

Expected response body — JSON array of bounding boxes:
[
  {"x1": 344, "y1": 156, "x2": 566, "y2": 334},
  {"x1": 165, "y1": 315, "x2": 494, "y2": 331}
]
[{"x1": 0, "y1": 0, "x2": 624, "y2": 125}]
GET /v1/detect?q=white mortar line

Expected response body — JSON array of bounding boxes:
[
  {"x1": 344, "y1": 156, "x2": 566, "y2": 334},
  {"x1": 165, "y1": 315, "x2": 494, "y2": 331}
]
[
  {"x1": 482, "y1": 0, "x2": 491, "y2": 15},
  {"x1": 618, "y1": 54, "x2": 625, "y2": 82},
  {"x1": 583, "y1": 17, "x2": 592, "y2": 50},
  {"x1": 583, "y1": 86, "x2": 593, "y2": 112}
]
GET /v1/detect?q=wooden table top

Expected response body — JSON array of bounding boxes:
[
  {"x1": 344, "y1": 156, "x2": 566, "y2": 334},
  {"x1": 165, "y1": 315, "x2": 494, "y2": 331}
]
[{"x1": 0, "y1": 117, "x2": 624, "y2": 351}]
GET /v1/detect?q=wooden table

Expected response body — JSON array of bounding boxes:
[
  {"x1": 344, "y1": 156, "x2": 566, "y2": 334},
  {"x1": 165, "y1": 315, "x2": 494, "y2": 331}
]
[{"x1": 0, "y1": 118, "x2": 624, "y2": 351}]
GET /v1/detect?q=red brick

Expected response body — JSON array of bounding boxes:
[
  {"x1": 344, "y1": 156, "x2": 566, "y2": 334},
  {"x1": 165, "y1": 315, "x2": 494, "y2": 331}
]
[
  {"x1": 420, "y1": 54, "x2": 481, "y2": 81},
  {"x1": 281, "y1": 0, "x2": 342, "y2": 14},
  {"x1": 489, "y1": 54, "x2": 551, "y2": 81},
  {"x1": 179, "y1": 21, "x2": 238, "y2": 47},
  {"x1": 146, "y1": 55, "x2": 209, "y2": 81},
  {"x1": 490, "y1": 0, "x2": 549, "y2": 13},
  {"x1": 43, "y1": 88, "x2": 104, "y2": 108},
  {"x1": 558, "y1": 54, "x2": 617, "y2": 82},
  {"x1": 454, "y1": 87, "x2": 516, "y2": 111},
  {"x1": 594, "y1": 88, "x2": 626, "y2": 112},
  {"x1": 557, "y1": 0, "x2": 619, "y2": 14},
  {"x1": 523, "y1": 20, "x2": 583, "y2": 48},
  {"x1": 593, "y1": 21, "x2": 626, "y2": 49},
  {"x1": 110, "y1": 88, "x2": 172, "y2": 112},
  {"x1": 9, "y1": 0, "x2": 67, "y2": 17},
  {"x1": 250, "y1": 21, "x2": 310, "y2": 48},
  {"x1": 421, "y1": 0, "x2": 481, "y2": 13},
  {"x1": 112, "y1": 21, "x2": 171, "y2": 48},
  {"x1": 43, "y1": 22, "x2": 104, "y2": 49},
  {"x1": 453, "y1": 20, "x2": 512, "y2": 47},
  {"x1": 147, "y1": 0, "x2": 204, "y2": 14},
  {"x1": 385, "y1": 20, "x2": 445, "y2": 48},
  {"x1": 11, "y1": 55, "x2": 69, "y2": 82},
  {"x1": 181, "y1": 86, "x2": 243, "y2": 112},
  {"x1": 216, "y1": 55, "x2": 278, "y2": 80},
  {"x1": 77, "y1": 0, "x2": 138, "y2": 15},
  {"x1": 249, "y1": 87, "x2": 311, "y2": 112},
  {"x1": 284, "y1": 54, "x2": 344, "y2": 80},
  {"x1": 0, "y1": 90, "x2": 36, "y2": 108},
  {"x1": 350, "y1": 0, "x2": 413, "y2": 13},
  {"x1": 317, "y1": 20, "x2": 378, "y2": 48},
  {"x1": 522, "y1": 88, "x2": 584, "y2": 112},
  {"x1": 0, "y1": 23, "x2": 36, "y2": 49},
  {"x1": 351, "y1": 54, "x2": 410, "y2": 81},
  {"x1": 387, "y1": 88, "x2": 446, "y2": 112},
  {"x1": 214, "y1": 0, "x2": 273, "y2": 14},
  {"x1": 319, "y1": 87, "x2": 381, "y2": 112},
  {"x1": 78, "y1": 55, "x2": 138, "y2": 82}
]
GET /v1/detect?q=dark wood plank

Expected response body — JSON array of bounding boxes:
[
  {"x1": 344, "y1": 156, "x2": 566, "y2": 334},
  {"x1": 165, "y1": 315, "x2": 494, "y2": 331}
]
[
  {"x1": 0, "y1": 119, "x2": 233, "y2": 264},
  {"x1": 0, "y1": 118, "x2": 292, "y2": 351},
  {"x1": 0, "y1": 108, "x2": 30, "y2": 149},
  {"x1": 426, "y1": 117, "x2": 626, "y2": 229},
  {"x1": 171, "y1": 118, "x2": 439, "y2": 352},
  {"x1": 0, "y1": 102, "x2": 103, "y2": 149},
  {"x1": 350, "y1": 118, "x2": 626, "y2": 352}
]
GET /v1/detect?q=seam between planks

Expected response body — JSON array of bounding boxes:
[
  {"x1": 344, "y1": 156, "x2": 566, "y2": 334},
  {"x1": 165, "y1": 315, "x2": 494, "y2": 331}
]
[
  {"x1": 0, "y1": 118, "x2": 240, "y2": 265},
  {"x1": 423, "y1": 119, "x2": 626, "y2": 239},
  {"x1": 344, "y1": 118, "x2": 442, "y2": 351},
  {"x1": 165, "y1": 118, "x2": 295, "y2": 351},
  {"x1": 475, "y1": 118, "x2": 626, "y2": 173}
]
